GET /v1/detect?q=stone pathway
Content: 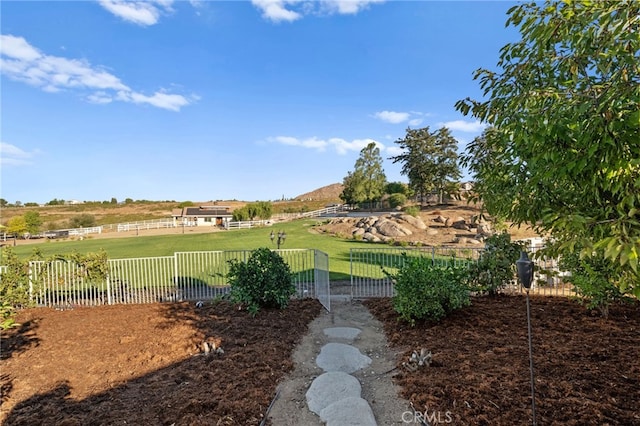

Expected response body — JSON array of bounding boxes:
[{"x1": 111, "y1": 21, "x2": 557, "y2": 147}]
[
  {"x1": 267, "y1": 299, "x2": 411, "y2": 425},
  {"x1": 306, "y1": 326, "x2": 377, "y2": 425}
]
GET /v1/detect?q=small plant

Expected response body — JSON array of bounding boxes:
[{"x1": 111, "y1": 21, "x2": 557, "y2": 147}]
[
  {"x1": 559, "y1": 251, "x2": 632, "y2": 317},
  {"x1": 403, "y1": 348, "x2": 433, "y2": 372},
  {"x1": 403, "y1": 205, "x2": 420, "y2": 217},
  {"x1": 384, "y1": 254, "x2": 470, "y2": 325},
  {"x1": 227, "y1": 247, "x2": 296, "y2": 315},
  {"x1": 466, "y1": 232, "x2": 524, "y2": 295}
]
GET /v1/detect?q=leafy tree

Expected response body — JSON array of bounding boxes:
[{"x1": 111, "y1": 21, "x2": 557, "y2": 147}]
[
  {"x1": 455, "y1": 1, "x2": 640, "y2": 295},
  {"x1": 388, "y1": 193, "x2": 407, "y2": 209},
  {"x1": 46, "y1": 198, "x2": 65, "y2": 206},
  {"x1": 110, "y1": 197, "x2": 118, "y2": 204},
  {"x1": 23, "y1": 211, "x2": 43, "y2": 235},
  {"x1": 68, "y1": 214, "x2": 97, "y2": 228},
  {"x1": 385, "y1": 181, "x2": 410, "y2": 196},
  {"x1": 389, "y1": 126, "x2": 461, "y2": 205},
  {"x1": 0, "y1": 198, "x2": 8, "y2": 207},
  {"x1": 340, "y1": 142, "x2": 387, "y2": 209},
  {"x1": 6, "y1": 216, "x2": 27, "y2": 238},
  {"x1": 232, "y1": 202, "x2": 273, "y2": 221}
]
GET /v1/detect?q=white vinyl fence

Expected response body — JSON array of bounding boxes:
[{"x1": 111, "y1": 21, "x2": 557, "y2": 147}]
[{"x1": 27, "y1": 249, "x2": 330, "y2": 311}]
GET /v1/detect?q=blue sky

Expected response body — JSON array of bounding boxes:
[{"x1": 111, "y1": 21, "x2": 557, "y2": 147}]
[{"x1": 1, "y1": 0, "x2": 519, "y2": 204}]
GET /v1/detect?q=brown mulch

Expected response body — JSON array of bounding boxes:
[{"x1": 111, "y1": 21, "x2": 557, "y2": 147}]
[
  {"x1": 0, "y1": 299, "x2": 322, "y2": 426},
  {"x1": 2, "y1": 296, "x2": 639, "y2": 425},
  {"x1": 364, "y1": 296, "x2": 640, "y2": 426}
]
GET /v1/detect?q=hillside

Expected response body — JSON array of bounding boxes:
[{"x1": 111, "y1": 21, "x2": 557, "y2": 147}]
[{"x1": 294, "y1": 183, "x2": 343, "y2": 201}]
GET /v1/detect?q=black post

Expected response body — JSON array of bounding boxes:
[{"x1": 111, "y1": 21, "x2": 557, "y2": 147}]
[{"x1": 517, "y1": 251, "x2": 537, "y2": 426}]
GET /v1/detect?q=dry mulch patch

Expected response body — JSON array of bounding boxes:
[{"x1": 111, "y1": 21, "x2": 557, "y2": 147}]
[
  {"x1": 364, "y1": 296, "x2": 640, "y2": 426},
  {"x1": 1, "y1": 299, "x2": 322, "y2": 425}
]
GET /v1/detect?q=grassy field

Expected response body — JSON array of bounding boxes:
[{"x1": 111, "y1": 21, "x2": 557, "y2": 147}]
[{"x1": 4, "y1": 219, "x2": 363, "y2": 280}]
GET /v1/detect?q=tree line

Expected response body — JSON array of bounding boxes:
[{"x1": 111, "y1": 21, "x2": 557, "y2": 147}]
[{"x1": 339, "y1": 126, "x2": 462, "y2": 209}]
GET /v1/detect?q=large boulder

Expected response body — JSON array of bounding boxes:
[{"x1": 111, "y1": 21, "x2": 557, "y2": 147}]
[
  {"x1": 397, "y1": 214, "x2": 427, "y2": 230},
  {"x1": 375, "y1": 219, "x2": 413, "y2": 238}
]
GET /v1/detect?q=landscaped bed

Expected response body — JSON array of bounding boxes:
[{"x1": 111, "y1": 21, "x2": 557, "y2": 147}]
[
  {"x1": 365, "y1": 295, "x2": 640, "y2": 425},
  {"x1": 1, "y1": 295, "x2": 639, "y2": 425}
]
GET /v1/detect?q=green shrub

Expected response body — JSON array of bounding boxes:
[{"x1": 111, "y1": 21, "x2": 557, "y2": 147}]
[
  {"x1": 0, "y1": 247, "x2": 39, "y2": 329},
  {"x1": 403, "y1": 205, "x2": 420, "y2": 217},
  {"x1": 384, "y1": 254, "x2": 470, "y2": 325},
  {"x1": 227, "y1": 247, "x2": 296, "y2": 315},
  {"x1": 559, "y1": 250, "x2": 633, "y2": 317},
  {"x1": 388, "y1": 193, "x2": 407, "y2": 209},
  {"x1": 466, "y1": 232, "x2": 523, "y2": 295}
]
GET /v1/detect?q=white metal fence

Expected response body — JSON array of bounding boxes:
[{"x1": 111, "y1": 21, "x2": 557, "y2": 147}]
[
  {"x1": 26, "y1": 249, "x2": 331, "y2": 311},
  {"x1": 349, "y1": 246, "x2": 571, "y2": 298}
]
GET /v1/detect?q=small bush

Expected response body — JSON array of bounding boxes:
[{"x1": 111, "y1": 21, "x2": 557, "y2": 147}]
[
  {"x1": 559, "y1": 250, "x2": 633, "y2": 317},
  {"x1": 388, "y1": 193, "x2": 407, "y2": 209},
  {"x1": 466, "y1": 232, "x2": 523, "y2": 295},
  {"x1": 227, "y1": 247, "x2": 296, "y2": 315},
  {"x1": 403, "y1": 206, "x2": 420, "y2": 217},
  {"x1": 384, "y1": 254, "x2": 470, "y2": 325}
]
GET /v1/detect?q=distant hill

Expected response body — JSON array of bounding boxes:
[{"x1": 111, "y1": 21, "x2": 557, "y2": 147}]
[{"x1": 295, "y1": 183, "x2": 343, "y2": 201}]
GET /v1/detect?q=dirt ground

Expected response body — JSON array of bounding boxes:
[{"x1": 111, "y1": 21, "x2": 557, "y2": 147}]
[{"x1": 2, "y1": 295, "x2": 638, "y2": 425}]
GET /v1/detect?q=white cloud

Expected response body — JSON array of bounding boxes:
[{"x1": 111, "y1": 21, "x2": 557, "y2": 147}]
[
  {"x1": 251, "y1": 0, "x2": 384, "y2": 22},
  {"x1": 438, "y1": 119, "x2": 487, "y2": 133},
  {"x1": 321, "y1": 0, "x2": 385, "y2": 15},
  {"x1": 0, "y1": 142, "x2": 40, "y2": 166},
  {"x1": 0, "y1": 34, "x2": 193, "y2": 111},
  {"x1": 268, "y1": 136, "x2": 384, "y2": 155},
  {"x1": 374, "y1": 110, "x2": 410, "y2": 124},
  {"x1": 408, "y1": 118, "x2": 423, "y2": 126},
  {"x1": 251, "y1": 0, "x2": 303, "y2": 23},
  {"x1": 98, "y1": 0, "x2": 175, "y2": 26}
]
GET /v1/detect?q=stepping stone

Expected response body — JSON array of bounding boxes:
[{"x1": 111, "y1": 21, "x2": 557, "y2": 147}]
[
  {"x1": 324, "y1": 327, "x2": 361, "y2": 341},
  {"x1": 320, "y1": 396, "x2": 377, "y2": 426},
  {"x1": 316, "y1": 342, "x2": 372, "y2": 374},
  {"x1": 306, "y1": 371, "x2": 361, "y2": 415}
]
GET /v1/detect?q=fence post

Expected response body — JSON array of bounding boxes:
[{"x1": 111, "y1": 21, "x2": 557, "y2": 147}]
[{"x1": 106, "y1": 272, "x2": 112, "y2": 305}]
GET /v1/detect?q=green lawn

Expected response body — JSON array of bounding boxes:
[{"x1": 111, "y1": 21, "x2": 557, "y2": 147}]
[{"x1": 5, "y1": 219, "x2": 366, "y2": 280}]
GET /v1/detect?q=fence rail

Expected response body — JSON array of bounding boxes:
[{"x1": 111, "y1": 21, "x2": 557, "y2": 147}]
[{"x1": 25, "y1": 249, "x2": 330, "y2": 311}]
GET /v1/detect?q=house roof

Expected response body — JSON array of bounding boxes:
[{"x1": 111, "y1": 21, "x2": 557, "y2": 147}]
[{"x1": 172, "y1": 206, "x2": 232, "y2": 218}]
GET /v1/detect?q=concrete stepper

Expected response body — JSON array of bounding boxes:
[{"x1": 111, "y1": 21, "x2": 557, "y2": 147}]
[{"x1": 305, "y1": 326, "x2": 377, "y2": 426}]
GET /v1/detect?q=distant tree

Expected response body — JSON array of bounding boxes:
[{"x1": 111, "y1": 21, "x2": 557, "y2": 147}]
[
  {"x1": 234, "y1": 202, "x2": 273, "y2": 221},
  {"x1": 389, "y1": 126, "x2": 461, "y2": 205},
  {"x1": 14, "y1": 201, "x2": 22, "y2": 207},
  {"x1": 178, "y1": 201, "x2": 194, "y2": 208},
  {"x1": 388, "y1": 193, "x2": 408, "y2": 209},
  {"x1": 46, "y1": 198, "x2": 65, "y2": 206},
  {"x1": 340, "y1": 142, "x2": 387, "y2": 209},
  {"x1": 6, "y1": 216, "x2": 27, "y2": 238},
  {"x1": 455, "y1": 0, "x2": 640, "y2": 294},
  {"x1": 68, "y1": 214, "x2": 96, "y2": 228},
  {"x1": 110, "y1": 197, "x2": 118, "y2": 204},
  {"x1": 339, "y1": 172, "x2": 359, "y2": 206},
  {"x1": 0, "y1": 199, "x2": 7, "y2": 207},
  {"x1": 385, "y1": 181, "x2": 411, "y2": 196},
  {"x1": 24, "y1": 202, "x2": 39, "y2": 207},
  {"x1": 23, "y1": 211, "x2": 43, "y2": 235},
  {"x1": 124, "y1": 198, "x2": 134, "y2": 204}
]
